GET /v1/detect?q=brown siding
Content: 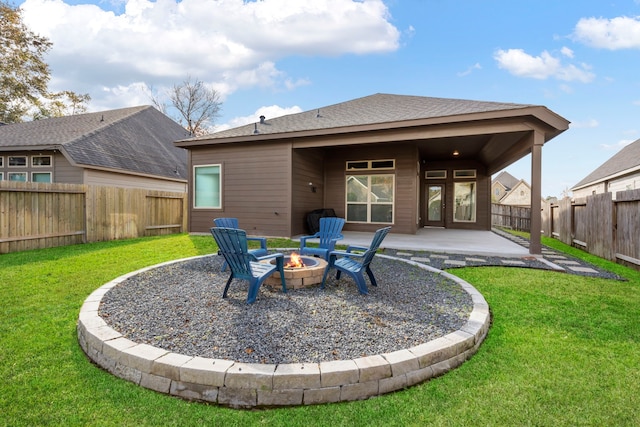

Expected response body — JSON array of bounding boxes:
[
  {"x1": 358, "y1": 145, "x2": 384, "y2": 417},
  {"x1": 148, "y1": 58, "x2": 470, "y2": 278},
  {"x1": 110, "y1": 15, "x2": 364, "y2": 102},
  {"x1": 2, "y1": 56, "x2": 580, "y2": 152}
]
[
  {"x1": 54, "y1": 153, "x2": 83, "y2": 184},
  {"x1": 84, "y1": 169, "x2": 187, "y2": 192},
  {"x1": 422, "y1": 160, "x2": 491, "y2": 230},
  {"x1": 323, "y1": 143, "x2": 419, "y2": 234},
  {"x1": 189, "y1": 142, "x2": 292, "y2": 236},
  {"x1": 291, "y1": 148, "x2": 325, "y2": 235}
]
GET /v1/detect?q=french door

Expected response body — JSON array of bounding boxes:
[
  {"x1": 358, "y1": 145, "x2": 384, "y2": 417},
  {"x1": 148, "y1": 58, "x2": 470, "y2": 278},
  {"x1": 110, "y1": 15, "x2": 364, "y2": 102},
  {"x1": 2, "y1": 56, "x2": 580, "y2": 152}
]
[{"x1": 425, "y1": 184, "x2": 445, "y2": 227}]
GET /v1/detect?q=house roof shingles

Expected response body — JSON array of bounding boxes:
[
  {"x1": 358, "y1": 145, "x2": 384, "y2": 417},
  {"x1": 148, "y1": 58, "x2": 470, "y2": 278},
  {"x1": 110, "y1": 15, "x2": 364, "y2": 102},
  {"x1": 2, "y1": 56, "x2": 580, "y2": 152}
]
[
  {"x1": 572, "y1": 138, "x2": 640, "y2": 190},
  {"x1": 492, "y1": 171, "x2": 520, "y2": 190},
  {"x1": 0, "y1": 106, "x2": 190, "y2": 180},
  {"x1": 186, "y1": 93, "x2": 535, "y2": 141}
]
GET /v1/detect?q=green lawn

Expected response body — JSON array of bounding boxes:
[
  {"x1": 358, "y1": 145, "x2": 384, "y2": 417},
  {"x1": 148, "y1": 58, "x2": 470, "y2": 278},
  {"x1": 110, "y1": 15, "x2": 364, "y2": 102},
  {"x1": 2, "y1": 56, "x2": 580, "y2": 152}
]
[{"x1": 1, "y1": 234, "x2": 639, "y2": 426}]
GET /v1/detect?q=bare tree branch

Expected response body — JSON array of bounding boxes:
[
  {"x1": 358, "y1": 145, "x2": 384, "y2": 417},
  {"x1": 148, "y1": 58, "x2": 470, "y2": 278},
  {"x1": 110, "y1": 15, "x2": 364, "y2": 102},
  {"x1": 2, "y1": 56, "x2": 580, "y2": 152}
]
[{"x1": 169, "y1": 77, "x2": 222, "y2": 136}]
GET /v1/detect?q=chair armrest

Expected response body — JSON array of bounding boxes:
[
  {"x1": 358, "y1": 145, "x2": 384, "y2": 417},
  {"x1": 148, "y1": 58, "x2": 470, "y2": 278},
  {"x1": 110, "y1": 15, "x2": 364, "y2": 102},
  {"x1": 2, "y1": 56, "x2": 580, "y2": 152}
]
[
  {"x1": 329, "y1": 249, "x2": 365, "y2": 260},
  {"x1": 325, "y1": 238, "x2": 343, "y2": 253},
  {"x1": 345, "y1": 245, "x2": 368, "y2": 253},
  {"x1": 299, "y1": 233, "x2": 320, "y2": 247},
  {"x1": 247, "y1": 236, "x2": 268, "y2": 251},
  {"x1": 253, "y1": 252, "x2": 283, "y2": 262}
]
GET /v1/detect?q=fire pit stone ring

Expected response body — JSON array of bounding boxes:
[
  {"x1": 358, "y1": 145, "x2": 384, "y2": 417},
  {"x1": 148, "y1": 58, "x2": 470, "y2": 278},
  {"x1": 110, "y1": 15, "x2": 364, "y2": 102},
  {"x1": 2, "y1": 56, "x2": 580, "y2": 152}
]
[{"x1": 265, "y1": 254, "x2": 328, "y2": 289}]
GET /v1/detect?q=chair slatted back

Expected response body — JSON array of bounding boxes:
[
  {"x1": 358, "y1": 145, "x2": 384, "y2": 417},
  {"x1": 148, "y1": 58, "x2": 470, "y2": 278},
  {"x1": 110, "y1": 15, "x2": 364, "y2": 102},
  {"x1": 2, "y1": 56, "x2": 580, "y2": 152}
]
[
  {"x1": 360, "y1": 226, "x2": 392, "y2": 268},
  {"x1": 213, "y1": 217, "x2": 239, "y2": 228},
  {"x1": 317, "y1": 217, "x2": 345, "y2": 247},
  {"x1": 210, "y1": 227, "x2": 253, "y2": 280}
]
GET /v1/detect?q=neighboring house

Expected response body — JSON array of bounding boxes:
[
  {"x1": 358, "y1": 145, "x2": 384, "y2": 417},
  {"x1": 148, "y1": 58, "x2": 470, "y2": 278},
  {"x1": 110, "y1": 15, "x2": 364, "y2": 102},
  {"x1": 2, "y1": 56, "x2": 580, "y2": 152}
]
[
  {"x1": 0, "y1": 106, "x2": 189, "y2": 192},
  {"x1": 492, "y1": 172, "x2": 540, "y2": 207},
  {"x1": 491, "y1": 171, "x2": 519, "y2": 203},
  {"x1": 499, "y1": 180, "x2": 534, "y2": 206},
  {"x1": 175, "y1": 93, "x2": 569, "y2": 254},
  {"x1": 571, "y1": 138, "x2": 640, "y2": 199}
]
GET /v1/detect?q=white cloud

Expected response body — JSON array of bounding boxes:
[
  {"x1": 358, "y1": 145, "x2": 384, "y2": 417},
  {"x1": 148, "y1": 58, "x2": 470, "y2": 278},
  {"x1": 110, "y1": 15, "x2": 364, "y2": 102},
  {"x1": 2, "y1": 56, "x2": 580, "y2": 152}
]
[
  {"x1": 573, "y1": 16, "x2": 640, "y2": 49},
  {"x1": 19, "y1": 0, "x2": 399, "y2": 110},
  {"x1": 214, "y1": 104, "x2": 303, "y2": 132},
  {"x1": 457, "y1": 63, "x2": 481, "y2": 77},
  {"x1": 560, "y1": 46, "x2": 574, "y2": 58},
  {"x1": 600, "y1": 139, "x2": 635, "y2": 150},
  {"x1": 493, "y1": 48, "x2": 595, "y2": 83},
  {"x1": 570, "y1": 118, "x2": 599, "y2": 129}
]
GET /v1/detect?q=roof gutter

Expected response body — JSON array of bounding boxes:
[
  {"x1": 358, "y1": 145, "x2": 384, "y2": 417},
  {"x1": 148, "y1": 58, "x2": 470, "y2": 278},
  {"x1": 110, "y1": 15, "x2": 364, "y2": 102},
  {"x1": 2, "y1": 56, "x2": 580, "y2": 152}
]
[{"x1": 175, "y1": 106, "x2": 569, "y2": 148}]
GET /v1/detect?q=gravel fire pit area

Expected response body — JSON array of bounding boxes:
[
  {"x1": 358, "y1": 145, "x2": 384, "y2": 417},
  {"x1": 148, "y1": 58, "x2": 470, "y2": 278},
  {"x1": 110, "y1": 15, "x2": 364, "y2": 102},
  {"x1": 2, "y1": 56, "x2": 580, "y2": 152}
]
[{"x1": 78, "y1": 252, "x2": 490, "y2": 408}]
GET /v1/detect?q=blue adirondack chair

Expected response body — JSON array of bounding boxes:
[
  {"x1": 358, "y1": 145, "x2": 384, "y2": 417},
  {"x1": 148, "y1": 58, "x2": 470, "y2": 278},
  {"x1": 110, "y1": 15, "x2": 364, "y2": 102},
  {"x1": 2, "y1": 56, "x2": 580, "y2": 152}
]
[
  {"x1": 210, "y1": 227, "x2": 286, "y2": 304},
  {"x1": 321, "y1": 226, "x2": 391, "y2": 295},
  {"x1": 213, "y1": 218, "x2": 268, "y2": 271},
  {"x1": 299, "y1": 217, "x2": 345, "y2": 260}
]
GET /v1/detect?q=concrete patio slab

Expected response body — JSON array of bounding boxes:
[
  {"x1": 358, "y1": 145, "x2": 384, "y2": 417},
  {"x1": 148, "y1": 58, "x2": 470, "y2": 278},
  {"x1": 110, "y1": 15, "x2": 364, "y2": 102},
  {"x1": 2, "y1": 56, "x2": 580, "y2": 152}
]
[{"x1": 337, "y1": 228, "x2": 529, "y2": 257}]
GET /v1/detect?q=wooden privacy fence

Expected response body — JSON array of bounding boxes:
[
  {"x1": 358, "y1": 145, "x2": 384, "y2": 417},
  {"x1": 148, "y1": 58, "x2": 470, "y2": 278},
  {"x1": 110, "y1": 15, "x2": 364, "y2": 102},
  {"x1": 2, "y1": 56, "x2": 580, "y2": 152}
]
[
  {"x1": 543, "y1": 189, "x2": 640, "y2": 269},
  {"x1": 491, "y1": 203, "x2": 531, "y2": 232},
  {"x1": 0, "y1": 181, "x2": 187, "y2": 254}
]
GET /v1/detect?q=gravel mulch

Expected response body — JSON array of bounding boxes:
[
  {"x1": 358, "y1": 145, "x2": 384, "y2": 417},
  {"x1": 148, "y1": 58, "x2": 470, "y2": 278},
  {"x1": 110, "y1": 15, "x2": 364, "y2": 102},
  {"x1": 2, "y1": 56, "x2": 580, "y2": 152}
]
[{"x1": 99, "y1": 254, "x2": 473, "y2": 365}]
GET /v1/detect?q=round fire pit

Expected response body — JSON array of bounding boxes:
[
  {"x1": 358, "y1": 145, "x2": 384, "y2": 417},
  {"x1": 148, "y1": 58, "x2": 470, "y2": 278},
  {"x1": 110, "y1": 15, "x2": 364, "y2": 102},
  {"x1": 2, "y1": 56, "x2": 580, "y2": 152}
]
[{"x1": 265, "y1": 254, "x2": 328, "y2": 289}]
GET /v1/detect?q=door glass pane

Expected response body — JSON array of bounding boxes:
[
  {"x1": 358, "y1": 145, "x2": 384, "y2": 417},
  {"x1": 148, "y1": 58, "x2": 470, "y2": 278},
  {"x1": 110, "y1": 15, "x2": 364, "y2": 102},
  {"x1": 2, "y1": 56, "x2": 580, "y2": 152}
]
[
  {"x1": 454, "y1": 182, "x2": 476, "y2": 222},
  {"x1": 428, "y1": 186, "x2": 442, "y2": 221}
]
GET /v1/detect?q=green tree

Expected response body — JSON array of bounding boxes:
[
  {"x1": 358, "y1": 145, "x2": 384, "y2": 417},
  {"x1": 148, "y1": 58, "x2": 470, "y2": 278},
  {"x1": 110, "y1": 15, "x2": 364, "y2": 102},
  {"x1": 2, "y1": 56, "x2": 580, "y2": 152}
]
[{"x1": 0, "y1": 1, "x2": 90, "y2": 122}]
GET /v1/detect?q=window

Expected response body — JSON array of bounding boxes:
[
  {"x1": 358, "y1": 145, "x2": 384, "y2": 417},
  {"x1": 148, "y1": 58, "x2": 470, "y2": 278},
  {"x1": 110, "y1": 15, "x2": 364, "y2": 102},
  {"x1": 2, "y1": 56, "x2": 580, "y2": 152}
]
[
  {"x1": 346, "y1": 174, "x2": 394, "y2": 223},
  {"x1": 454, "y1": 182, "x2": 476, "y2": 222},
  {"x1": 194, "y1": 164, "x2": 222, "y2": 208},
  {"x1": 8, "y1": 156, "x2": 27, "y2": 167},
  {"x1": 32, "y1": 172, "x2": 52, "y2": 183},
  {"x1": 8, "y1": 172, "x2": 27, "y2": 182},
  {"x1": 454, "y1": 169, "x2": 476, "y2": 178},
  {"x1": 346, "y1": 159, "x2": 395, "y2": 171},
  {"x1": 32, "y1": 155, "x2": 52, "y2": 167},
  {"x1": 426, "y1": 170, "x2": 446, "y2": 179},
  {"x1": 0, "y1": 156, "x2": 3, "y2": 167},
  {"x1": 0, "y1": 173, "x2": 3, "y2": 181}
]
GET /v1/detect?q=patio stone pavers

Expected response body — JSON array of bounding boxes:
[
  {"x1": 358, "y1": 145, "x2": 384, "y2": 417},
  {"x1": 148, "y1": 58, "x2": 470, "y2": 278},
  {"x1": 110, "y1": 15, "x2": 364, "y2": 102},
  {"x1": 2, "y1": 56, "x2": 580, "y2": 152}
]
[{"x1": 384, "y1": 228, "x2": 625, "y2": 281}]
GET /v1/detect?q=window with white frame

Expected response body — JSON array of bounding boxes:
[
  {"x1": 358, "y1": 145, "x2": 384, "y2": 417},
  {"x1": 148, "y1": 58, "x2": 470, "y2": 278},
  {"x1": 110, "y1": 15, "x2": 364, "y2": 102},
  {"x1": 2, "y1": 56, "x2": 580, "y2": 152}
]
[
  {"x1": 8, "y1": 172, "x2": 27, "y2": 182},
  {"x1": 346, "y1": 159, "x2": 395, "y2": 171},
  {"x1": 0, "y1": 156, "x2": 3, "y2": 167},
  {"x1": 8, "y1": 156, "x2": 27, "y2": 167},
  {"x1": 32, "y1": 172, "x2": 52, "y2": 183},
  {"x1": 454, "y1": 182, "x2": 476, "y2": 222},
  {"x1": 0, "y1": 172, "x2": 4, "y2": 181},
  {"x1": 32, "y1": 155, "x2": 52, "y2": 167},
  {"x1": 194, "y1": 164, "x2": 222, "y2": 208},
  {"x1": 346, "y1": 174, "x2": 394, "y2": 223}
]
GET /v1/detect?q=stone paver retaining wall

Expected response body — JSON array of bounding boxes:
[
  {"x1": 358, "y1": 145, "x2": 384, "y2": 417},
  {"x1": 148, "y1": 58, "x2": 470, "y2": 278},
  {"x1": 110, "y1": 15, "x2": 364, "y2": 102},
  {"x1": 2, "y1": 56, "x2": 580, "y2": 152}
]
[{"x1": 77, "y1": 255, "x2": 490, "y2": 408}]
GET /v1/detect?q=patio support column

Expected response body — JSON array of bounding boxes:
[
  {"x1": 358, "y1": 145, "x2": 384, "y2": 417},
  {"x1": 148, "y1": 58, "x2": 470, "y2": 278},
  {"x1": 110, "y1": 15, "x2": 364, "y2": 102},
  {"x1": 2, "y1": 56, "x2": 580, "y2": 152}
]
[{"x1": 530, "y1": 130, "x2": 544, "y2": 255}]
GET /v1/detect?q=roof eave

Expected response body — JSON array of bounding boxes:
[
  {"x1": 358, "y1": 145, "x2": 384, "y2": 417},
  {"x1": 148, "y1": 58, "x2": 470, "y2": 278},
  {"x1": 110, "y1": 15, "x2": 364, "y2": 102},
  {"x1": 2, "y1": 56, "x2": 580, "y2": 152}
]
[
  {"x1": 0, "y1": 145, "x2": 60, "y2": 151},
  {"x1": 77, "y1": 164, "x2": 188, "y2": 182},
  {"x1": 175, "y1": 105, "x2": 570, "y2": 148},
  {"x1": 571, "y1": 164, "x2": 640, "y2": 191}
]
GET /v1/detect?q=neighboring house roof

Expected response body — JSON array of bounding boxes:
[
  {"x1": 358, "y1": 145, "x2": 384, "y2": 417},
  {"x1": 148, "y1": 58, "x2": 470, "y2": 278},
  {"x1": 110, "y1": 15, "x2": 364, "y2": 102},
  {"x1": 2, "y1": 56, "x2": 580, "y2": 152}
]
[
  {"x1": 184, "y1": 93, "x2": 537, "y2": 141},
  {"x1": 492, "y1": 171, "x2": 519, "y2": 191},
  {"x1": 0, "y1": 106, "x2": 190, "y2": 180},
  {"x1": 572, "y1": 138, "x2": 640, "y2": 190}
]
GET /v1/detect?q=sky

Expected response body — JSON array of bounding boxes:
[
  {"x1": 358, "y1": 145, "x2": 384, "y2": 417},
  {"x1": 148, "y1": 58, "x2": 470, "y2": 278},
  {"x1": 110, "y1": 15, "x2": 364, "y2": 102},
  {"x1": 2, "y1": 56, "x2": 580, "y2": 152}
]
[{"x1": 13, "y1": 0, "x2": 640, "y2": 198}]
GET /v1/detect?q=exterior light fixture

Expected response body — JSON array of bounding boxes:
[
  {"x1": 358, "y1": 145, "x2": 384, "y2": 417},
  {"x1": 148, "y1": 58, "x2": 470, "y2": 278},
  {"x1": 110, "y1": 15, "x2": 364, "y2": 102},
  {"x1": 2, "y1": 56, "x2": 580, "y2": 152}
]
[{"x1": 452, "y1": 150, "x2": 460, "y2": 157}]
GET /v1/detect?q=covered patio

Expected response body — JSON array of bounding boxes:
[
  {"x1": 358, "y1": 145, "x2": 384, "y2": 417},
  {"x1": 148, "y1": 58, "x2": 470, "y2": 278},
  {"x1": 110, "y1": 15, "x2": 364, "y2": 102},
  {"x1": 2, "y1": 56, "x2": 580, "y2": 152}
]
[{"x1": 303, "y1": 227, "x2": 530, "y2": 257}]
